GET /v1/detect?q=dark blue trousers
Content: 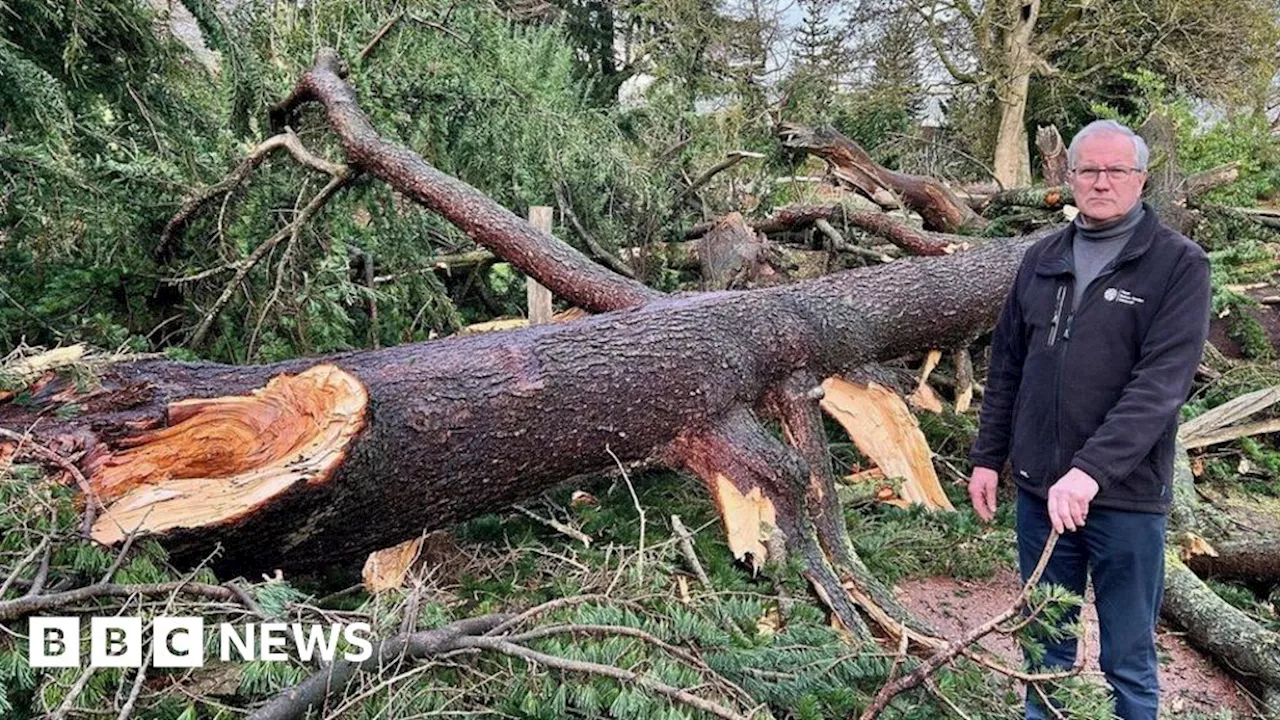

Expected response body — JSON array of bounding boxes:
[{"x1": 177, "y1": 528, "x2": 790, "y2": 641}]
[{"x1": 1016, "y1": 489, "x2": 1167, "y2": 720}]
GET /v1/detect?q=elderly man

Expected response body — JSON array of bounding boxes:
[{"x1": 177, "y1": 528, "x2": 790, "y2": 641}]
[{"x1": 967, "y1": 119, "x2": 1212, "y2": 719}]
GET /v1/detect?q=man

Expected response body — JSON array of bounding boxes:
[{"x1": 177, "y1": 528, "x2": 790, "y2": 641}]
[{"x1": 967, "y1": 119, "x2": 1212, "y2": 720}]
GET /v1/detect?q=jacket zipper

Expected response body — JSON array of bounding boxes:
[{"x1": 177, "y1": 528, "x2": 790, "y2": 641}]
[
  {"x1": 1046, "y1": 285, "x2": 1066, "y2": 347},
  {"x1": 1053, "y1": 264, "x2": 1122, "y2": 477},
  {"x1": 1052, "y1": 278, "x2": 1073, "y2": 477}
]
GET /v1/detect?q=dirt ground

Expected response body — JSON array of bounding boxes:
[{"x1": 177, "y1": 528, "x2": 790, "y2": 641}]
[{"x1": 896, "y1": 567, "x2": 1261, "y2": 717}]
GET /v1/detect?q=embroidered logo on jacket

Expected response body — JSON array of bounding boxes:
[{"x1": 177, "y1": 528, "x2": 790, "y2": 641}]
[{"x1": 1103, "y1": 287, "x2": 1145, "y2": 305}]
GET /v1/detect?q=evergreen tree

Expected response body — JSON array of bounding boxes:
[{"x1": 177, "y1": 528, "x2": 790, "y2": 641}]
[
  {"x1": 868, "y1": 8, "x2": 923, "y2": 118},
  {"x1": 793, "y1": 0, "x2": 844, "y2": 80}
]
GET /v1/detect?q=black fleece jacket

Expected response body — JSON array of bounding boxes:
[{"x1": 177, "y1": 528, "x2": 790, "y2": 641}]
[{"x1": 969, "y1": 203, "x2": 1212, "y2": 513}]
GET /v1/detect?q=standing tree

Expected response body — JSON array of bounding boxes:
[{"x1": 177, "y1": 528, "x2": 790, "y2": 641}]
[{"x1": 907, "y1": 0, "x2": 1280, "y2": 187}]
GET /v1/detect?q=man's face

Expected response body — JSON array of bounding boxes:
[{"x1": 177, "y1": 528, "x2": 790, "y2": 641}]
[{"x1": 1067, "y1": 132, "x2": 1147, "y2": 224}]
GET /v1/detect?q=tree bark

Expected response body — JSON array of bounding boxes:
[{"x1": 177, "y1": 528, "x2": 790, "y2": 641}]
[
  {"x1": 269, "y1": 50, "x2": 657, "y2": 315},
  {"x1": 1185, "y1": 538, "x2": 1280, "y2": 583},
  {"x1": 990, "y1": 0, "x2": 1041, "y2": 189},
  {"x1": 1036, "y1": 125, "x2": 1067, "y2": 185},
  {"x1": 1164, "y1": 442, "x2": 1280, "y2": 711},
  {"x1": 993, "y1": 74, "x2": 1033, "y2": 189}
]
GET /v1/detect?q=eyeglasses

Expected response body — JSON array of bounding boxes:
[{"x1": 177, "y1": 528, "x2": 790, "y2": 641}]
[{"x1": 1070, "y1": 166, "x2": 1143, "y2": 182}]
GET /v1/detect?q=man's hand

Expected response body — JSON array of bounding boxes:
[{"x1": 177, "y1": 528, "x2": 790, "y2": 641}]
[
  {"x1": 968, "y1": 466, "x2": 999, "y2": 522},
  {"x1": 1047, "y1": 468, "x2": 1099, "y2": 533}
]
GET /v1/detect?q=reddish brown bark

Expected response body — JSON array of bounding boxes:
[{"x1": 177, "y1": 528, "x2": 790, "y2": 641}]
[{"x1": 0, "y1": 232, "x2": 1029, "y2": 573}]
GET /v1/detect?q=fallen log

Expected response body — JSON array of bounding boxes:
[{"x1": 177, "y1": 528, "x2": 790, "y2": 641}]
[
  {"x1": 0, "y1": 49, "x2": 1035, "y2": 646},
  {"x1": 1185, "y1": 538, "x2": 1280, "y2": 583},
  {"x1": 0, "y1": 233, "x2": 1029, "y2": 571},
  {"x1": 1178, "y1": 385, "x2": 1280, "y2": 449},
  {"x1": 1164, "y1": 443, "x2": 1280, "y2": 711},
  {"x1": 686, "y1": 204, "x2": 976, "y2": 256},
  {"x1": 777, "y1": 123, "x2": 988, "y2": 235}
]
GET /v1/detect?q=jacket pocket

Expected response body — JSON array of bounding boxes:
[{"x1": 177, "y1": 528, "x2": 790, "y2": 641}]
[{"x1": 1009, "y1": 382, "x2": 1052, "y2": 484}]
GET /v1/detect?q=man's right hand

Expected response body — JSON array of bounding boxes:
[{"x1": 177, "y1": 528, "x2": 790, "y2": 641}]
[{"x1": 968, "y1": 466, "x2": 999, "y2": 522}]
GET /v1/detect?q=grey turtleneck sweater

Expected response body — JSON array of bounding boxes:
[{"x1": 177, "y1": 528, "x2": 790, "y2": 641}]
[{"x1": 1071, "y1": 203, "x2": 1145, "y2": 308}]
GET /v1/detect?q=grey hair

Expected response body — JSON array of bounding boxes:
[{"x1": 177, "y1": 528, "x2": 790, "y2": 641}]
[{"x1": 1067, "y1": 120, "x2": 1150, "y2": 171}]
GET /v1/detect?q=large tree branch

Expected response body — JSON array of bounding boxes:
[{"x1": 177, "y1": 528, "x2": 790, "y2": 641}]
[
  {"x1": 271, "y1": 48, "x2": 658, "y2": 313},
  {"x1": 914, "y1": 3, "x2": 979, "y2": 85},
  {"x1": 778, "y1": 124, "x2": 987, "y2": 234}
]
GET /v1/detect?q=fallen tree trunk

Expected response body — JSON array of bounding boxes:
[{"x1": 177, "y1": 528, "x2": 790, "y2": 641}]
[
  {"x1": 1164, "y1": 444, "x2": 1280, "y2": 712},
  {"x1": 1185, "y1": 538, "x2": 1280, "y2": 583},
  {"x1": 1163, "y1": 555, "x2": 1280, "y2": 714},
  {"x1": 0, "y1": 49, "x2": 1034, "y2": 647},
  {"x1": 0, "y1": 234, "x2": 1029, "y2": 573}
]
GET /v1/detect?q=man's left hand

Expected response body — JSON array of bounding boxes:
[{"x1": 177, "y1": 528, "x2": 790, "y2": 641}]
[{"x1": 1047, "y1": 468, "x2": 1099, "y2": 533}]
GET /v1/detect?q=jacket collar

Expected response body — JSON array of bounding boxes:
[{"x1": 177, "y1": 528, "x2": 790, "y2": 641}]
[{"x1": 1034, "y1": 201, "x2": 1160, "y2": 277}]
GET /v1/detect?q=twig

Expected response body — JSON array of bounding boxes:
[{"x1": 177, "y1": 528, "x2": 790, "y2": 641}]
[
  {"x1": 51, "y1": 664, "x2": 98, "y2": 720},
  {"x1": 0, "y1": 536, "x2": 47, "y2": 598},
  {"x1": 608, "y1": 446, "x2": 645, "y2": 579},
  {"x1": 957, "y1": 645, "x2": 1087, "y2": 683},
  {"x1": 357, "y1": 9, "x2": 406, "y2": 61},
  {"x1": 855, "y1": 532, "x2": 1065, "y2": 719},
  {"x1": 188, "y1": 173, "x2": 351, "y2": 347},
  {"x1": 485, "y1": 594, "x2": 613, "y2": 637},
  {"x1": 814, "y1": 217, "x2": 893, "y2": 263},
  {"x1": 0, "y1": 427, "x2": 99, "y2": 537},
  {"x1": 24, "y1": 540, "x2": 51, "y2": 597},
  {"x1": 156, "y1": 128, "x2": 346, "y2": 258},
  {"x1": 0, "y1": 581, "x2": 245, "y2": 621},
  {"x1": 363, "y1": 250, "x2": 379, "y2": 348},
  {"x1": 885, "y1": 626, "x2": 911, "y2": 682},
  {"x1": 115, "y1": 656, "x2": 149, "y2": 720},
  {"x1": 1031, "y1": 681, "x2": 1069, "y2": 720},
  {"x1": 406, "y1": 13, "x2": 468, "y2": 43},
  {"x1": 512, "y1": 503, "x2": 592, "y2": 547},
  {"x1": 225, "y1": 580, "x2": 265, "y2": 619},
  {"x1": 500, "y1": 623, "x2": 756, "y2": 708},
  {"x1": 671, "y1": 515, "x2": 711, "y2": 587},
  {"x1": 553, "y1": 182, "x2": 636, "y2": 278},
  {"x1": 674, "y1": 151, "x2": 764, "y2": 208},
  {"x1": 459, "y1": 635, "x2": 750, "y2": 720},
  {"x1": 924, "y1": 675, "x2": 973, "y2": 720},
  {"x1": 99, "y1": 525, "x2": 142, "y2": 585},
  {"x1": 127, "y1": 85, "x2": 163, "y2": 152},
  {"x1": 246, "y1": 223, "x2": 299, "y2": 360}
]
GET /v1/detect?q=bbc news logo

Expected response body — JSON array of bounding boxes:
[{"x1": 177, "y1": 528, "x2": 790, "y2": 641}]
[{"x1": 28, "y1": 617, "x2": 374, "y2": 668}]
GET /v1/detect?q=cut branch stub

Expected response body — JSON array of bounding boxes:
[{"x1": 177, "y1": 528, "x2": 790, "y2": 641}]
[
  {"x1": 88, "y1": 364, "x2": 367, "y2": 545},
  {"x1": 1036, "y1": 125, "x2": 1067, "y2": 186}
]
